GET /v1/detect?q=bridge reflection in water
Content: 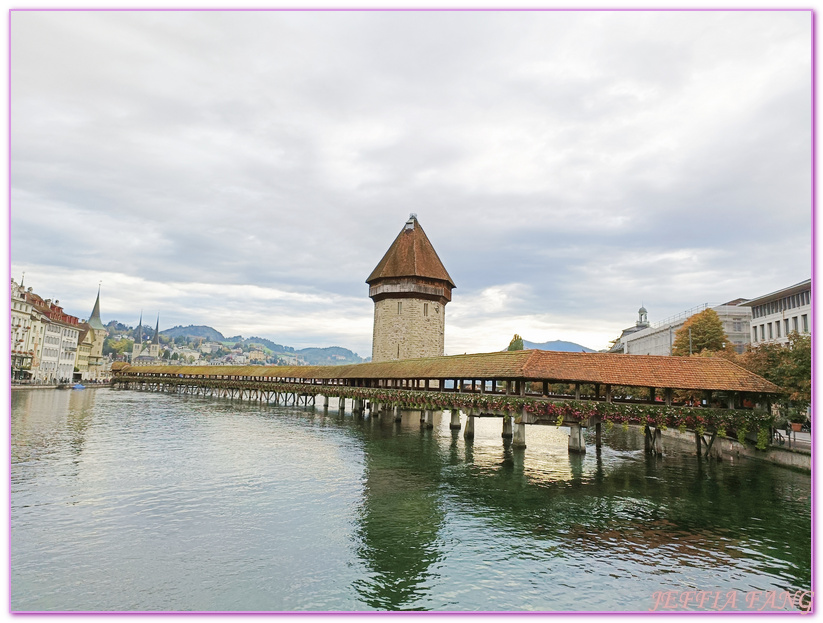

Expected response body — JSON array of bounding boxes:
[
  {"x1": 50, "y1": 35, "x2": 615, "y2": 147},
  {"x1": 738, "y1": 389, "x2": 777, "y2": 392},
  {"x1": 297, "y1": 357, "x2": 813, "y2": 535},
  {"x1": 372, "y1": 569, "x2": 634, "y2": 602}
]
[{"x1": 340, "y1": 409, "x2": 809, "y2": 611}]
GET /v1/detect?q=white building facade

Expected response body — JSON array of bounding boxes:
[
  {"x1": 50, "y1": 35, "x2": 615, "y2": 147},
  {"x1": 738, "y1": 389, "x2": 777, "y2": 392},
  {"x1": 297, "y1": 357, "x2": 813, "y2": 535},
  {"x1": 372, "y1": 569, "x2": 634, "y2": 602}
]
[
  {"x1": 618, "y1": 302, "x2": 752, "y2": 356},
  {"x1": 741, "y1": 279, "x2": 811, "y2": 346}
]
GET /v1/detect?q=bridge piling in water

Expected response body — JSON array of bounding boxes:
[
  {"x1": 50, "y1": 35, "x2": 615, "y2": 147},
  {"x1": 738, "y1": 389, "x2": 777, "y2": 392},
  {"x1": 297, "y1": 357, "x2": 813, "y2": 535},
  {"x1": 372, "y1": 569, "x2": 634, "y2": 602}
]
[
  {"x1": 464, "y1": 413, "x2": 475, "y2": 439},
  {"x1": 502, "y1": 416, "x2": 512, "y2": 438},
  {"x1": 568, "y1": 423, "x2": 586, "y2": 454},
  {"x1": 449, "y1": 410, "x2": 461, "y2": 430}
]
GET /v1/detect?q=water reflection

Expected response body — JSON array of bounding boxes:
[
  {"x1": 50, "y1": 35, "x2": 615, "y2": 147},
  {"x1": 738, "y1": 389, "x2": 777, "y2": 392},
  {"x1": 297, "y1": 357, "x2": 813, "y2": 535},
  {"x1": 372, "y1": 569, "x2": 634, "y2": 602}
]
[
  {"x1": 10, "y1": 394, "x2": 812, "y2": 612},
  {"x1": 351, "y1": 412, "x2": 446, "y2": 610}
]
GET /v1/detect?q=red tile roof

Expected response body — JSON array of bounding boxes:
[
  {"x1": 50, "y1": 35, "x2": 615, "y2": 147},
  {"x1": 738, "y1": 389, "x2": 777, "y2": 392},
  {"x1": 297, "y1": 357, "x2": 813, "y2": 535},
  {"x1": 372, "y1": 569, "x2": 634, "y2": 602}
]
[
  {"x1": 366, "y1": 216, "x2": 455, "y2": 287},
  {"x1": 120, "y1": 349, "x2": 780, "y2": 394}
]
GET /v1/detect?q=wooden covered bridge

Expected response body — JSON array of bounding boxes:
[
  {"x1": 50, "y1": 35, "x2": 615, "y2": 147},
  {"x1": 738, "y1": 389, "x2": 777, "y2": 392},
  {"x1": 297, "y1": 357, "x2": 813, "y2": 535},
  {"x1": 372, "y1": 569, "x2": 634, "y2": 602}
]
[{"x1": 111, "y1": 349, "x2": 780, "y2": 455}]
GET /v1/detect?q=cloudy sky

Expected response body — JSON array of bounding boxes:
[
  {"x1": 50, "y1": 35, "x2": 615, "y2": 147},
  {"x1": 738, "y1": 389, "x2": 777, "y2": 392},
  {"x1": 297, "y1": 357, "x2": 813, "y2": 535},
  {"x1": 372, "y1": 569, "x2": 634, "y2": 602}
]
[{"x1": 10, "y1": 10, "x2": 812, "y2": 357}]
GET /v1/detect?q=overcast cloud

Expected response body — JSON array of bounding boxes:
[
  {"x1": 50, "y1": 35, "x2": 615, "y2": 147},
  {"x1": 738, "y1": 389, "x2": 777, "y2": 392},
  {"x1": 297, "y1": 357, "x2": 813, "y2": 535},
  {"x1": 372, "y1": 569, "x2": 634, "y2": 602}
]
[{"x1": 10, "y1": 10, "x2": 812, "y2": 356}]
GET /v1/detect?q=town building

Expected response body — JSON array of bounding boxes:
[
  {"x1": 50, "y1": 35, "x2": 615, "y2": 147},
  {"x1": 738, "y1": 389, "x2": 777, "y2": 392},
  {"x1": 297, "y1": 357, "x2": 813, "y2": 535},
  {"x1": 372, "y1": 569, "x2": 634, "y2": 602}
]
[
  {"x1": 740, "y1": 279, "x2": 811, "y2": 346},
  {"x1": 367, "y1": 215, "x2": 455, "y2": 362},
  {"x1": 611, "y1": 301, "x2": 752, "y2": 356},
  {"x1": 10, "y1": 277, "x2": 44, "y2": 380},
  {"x1": 23, "y1": 294, "x2": 81, "y2": 383},
  {"x1": 75, "y1": 288, "x2": 109, "y2": 381},
  {"x1": 608, "y1": 306, "x2": 650, "y2": 352}
]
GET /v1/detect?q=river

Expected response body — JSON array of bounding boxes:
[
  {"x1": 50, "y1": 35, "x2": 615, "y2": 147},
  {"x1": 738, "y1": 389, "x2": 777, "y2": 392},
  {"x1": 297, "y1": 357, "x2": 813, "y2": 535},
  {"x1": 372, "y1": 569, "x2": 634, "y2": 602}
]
[{"x1": 10, "y1": 388, "x2": 812, "y2": 612}]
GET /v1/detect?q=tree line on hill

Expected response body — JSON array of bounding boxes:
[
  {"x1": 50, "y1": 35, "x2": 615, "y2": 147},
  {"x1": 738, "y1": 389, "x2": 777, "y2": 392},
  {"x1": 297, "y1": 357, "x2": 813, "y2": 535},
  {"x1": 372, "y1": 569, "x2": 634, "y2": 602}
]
[{"x1": 101, "y1": 323, "x2": 365, "y2": 365}]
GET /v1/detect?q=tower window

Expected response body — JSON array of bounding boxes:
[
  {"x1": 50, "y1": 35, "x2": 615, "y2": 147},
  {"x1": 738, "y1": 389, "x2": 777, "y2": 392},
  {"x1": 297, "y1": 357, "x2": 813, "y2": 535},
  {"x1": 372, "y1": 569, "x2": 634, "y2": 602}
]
[
  {"x1": 397, "y1": 302, "x2": 402, "y2": 314},
  {"x1": 424, "y1": 303, "x2": 429, "y2": 317}
]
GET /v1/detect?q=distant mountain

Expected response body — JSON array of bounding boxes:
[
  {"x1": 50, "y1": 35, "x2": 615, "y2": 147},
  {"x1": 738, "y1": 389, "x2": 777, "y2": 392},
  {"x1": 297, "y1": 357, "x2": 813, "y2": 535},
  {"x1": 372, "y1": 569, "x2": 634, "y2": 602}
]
[
  {"x1": 238, "y1": 336, "x2": 295, "y2": 354},
  {"x1": 160, "y1": 326, "x2": 363, "y2": 365},
  {"x1": 162, "y1": 325, "x2": 226, "y2": 341},
  {"x1": 522, "y1": 339, "x2": 596, "y2": 353}
]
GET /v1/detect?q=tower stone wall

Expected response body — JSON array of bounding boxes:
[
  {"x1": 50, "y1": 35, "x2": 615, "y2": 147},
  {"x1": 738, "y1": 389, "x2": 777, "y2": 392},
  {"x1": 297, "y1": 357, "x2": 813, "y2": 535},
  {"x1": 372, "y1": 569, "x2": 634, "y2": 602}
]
[{"x1": 372, "y1": 297, "x2": 445, "y2": 362}]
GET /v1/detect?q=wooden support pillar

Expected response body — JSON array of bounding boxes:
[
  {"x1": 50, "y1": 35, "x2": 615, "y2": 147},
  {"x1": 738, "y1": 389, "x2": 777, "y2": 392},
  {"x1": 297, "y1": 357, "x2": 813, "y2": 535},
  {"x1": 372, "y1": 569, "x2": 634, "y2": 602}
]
[
  {"x1": 425, "y1": 379, "x2": 430, "y2": 390},
  {"x1": 519, "y1": 380, "x2": 526, "y2": 397},
  {"x1": 542, "y1": 380, "x2": 549, "y2": 396},
  {"x1": 512, "y1": 422, "x2": 526, "y2": 448},
  {"x1": 654, "y1": 428, "x2": 663, "y2": 454},
  {"x1": 695, "y1": 431, "x2": 702, "y2": 457},
  {"x1": 394, "y1": 406, "x2": 401, "y2": 423},
  {"x1": 464, "y1": 414, "x2": 475, "y2": 440},
  {"x1": 338, "y1": 397, "x2": 345, "y2": 414},
  {"x1": 649, "y1": 387, "x2": 655, "y2": 403},
  {"x1": 575, "y1": 383, "x2": 581, "y2": 400},
  {"x1": 727, "y1": 392, "x2": 736, "y2": 409},
  {"x1": 645, "y1": 426, "x2": 653, "y2": 453},
  {"x1": 502, "y1": 416, "x2": 513, "y2": 438},
  {"x1": 450, "y1": 409, "x2": 461, "y2": 430},
  {"x1": 605, "y1": 384, "x2": 612, "y2": 403},
  {"x1": 568, "y1": 423, "x2": 586, "y2": 454},
  {"x1": 323, "y1": 395, "x2": 329, "y2": 409},
  {"x1": 595, "y1": 420, "x2": 602, "y2": 450},
  {"x1": 424, "y1": 409, "x2": 434, "y2": 429},
  {"x1": 665, "y1": 388, "x2": 673, "y2": 406},
  {"x1": 506, "y1": 380, "x2": 511, "y2": 395},
  {"x1": 595, "y1": 384, "x2": 600, "y2": 399}
]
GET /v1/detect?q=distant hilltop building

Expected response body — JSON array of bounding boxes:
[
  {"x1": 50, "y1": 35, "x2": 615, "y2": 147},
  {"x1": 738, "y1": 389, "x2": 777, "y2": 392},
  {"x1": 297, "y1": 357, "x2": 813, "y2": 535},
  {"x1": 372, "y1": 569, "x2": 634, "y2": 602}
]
[
  {"x1": 367, "y1": 214, "x2": 455, "y2": 362},
  {"x1": 132, "y1": 313, "x2": 163, "y2": 364}
]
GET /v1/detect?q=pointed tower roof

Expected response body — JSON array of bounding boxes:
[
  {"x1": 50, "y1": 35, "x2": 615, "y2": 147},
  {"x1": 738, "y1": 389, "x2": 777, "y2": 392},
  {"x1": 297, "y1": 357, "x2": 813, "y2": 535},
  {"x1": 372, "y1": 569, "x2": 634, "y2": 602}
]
[
  {"x1": 88, "y1": 286, "x2": 106, "y2": 331},
  {"x1": 152, "y1": 315, "x2": 161, "y2": 344},
  {"x1": 366, "y1": 215, "x2": 455, "y2": 288},
  {"x1": 136, "y1": 312, "x2": 143, "y2": 345}
]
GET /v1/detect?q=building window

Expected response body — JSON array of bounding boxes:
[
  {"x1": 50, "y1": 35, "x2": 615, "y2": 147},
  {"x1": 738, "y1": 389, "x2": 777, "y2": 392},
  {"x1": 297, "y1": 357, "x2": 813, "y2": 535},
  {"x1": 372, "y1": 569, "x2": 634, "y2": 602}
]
[
  {"x1": 423, "y1": 303, "x2": 429, "y2": 317},
  {"x1": 802, "y1": 314, "x2": 809, "y2": 333},
  {"x1": 775, "y1": 321, "x2": 781, "y2": 338},
  {"x1": 768, "y1": 323, "x2": 773, "y2": 339},
  {"x1": 760, "y1": 325, "x2": 765, "y2": 341},
  {"x1": 785, "y1": 319, "x2": 790, "y2": 336},
  {"x1": 793, "y1": 317, "x2": 799, "y2": 332},
  {"x1": 397, "y1": 302, "x2": 402, "y2": 314},
  {"x1": 752, "y1": 328, "x2": 757, "y2": 342}
]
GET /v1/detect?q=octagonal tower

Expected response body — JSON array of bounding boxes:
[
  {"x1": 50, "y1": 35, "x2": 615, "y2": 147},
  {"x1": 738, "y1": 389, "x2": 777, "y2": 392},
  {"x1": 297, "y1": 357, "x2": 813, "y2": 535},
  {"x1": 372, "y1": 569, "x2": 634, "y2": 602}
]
[{"x1": 367, "y1": 215, "x2": 455, "y2": 362}]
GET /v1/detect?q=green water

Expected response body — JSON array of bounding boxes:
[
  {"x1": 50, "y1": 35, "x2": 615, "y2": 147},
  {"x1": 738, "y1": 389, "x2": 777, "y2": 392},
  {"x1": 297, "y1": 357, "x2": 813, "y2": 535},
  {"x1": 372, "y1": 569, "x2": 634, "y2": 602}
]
[{"x1": 10, "y1": 388, "x2": 812, "y2": 612}]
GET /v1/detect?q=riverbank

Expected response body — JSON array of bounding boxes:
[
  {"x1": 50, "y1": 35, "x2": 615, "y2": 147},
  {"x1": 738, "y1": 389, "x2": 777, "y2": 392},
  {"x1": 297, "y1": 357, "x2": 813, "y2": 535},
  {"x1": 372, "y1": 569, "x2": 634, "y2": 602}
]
[{"x1": 637, "y1": 424, "x2": 811, "y2": 472}]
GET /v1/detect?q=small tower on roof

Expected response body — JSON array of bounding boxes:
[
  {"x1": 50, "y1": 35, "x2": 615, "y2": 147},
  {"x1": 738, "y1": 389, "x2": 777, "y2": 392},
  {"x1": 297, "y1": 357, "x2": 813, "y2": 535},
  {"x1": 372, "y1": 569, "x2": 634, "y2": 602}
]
[{"x1": 367, "y1": 214, "x2": 455, "y2": 362}]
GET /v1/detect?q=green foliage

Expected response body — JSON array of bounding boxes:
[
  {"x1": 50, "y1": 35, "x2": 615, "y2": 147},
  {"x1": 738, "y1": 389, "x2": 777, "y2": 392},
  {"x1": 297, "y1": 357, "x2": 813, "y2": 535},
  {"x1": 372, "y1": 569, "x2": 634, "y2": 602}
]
[
  {"x1": 103, "y1": 337, "x2": 133, "y2": 356},
  {"x1": 508, "y1": 334, "x2": 524, "y2": 351},
  {"x1": 672, "y1": 308, "x2": 729, "y2": 356},
  {"x1": 756, "y1": 427, "x2": 771, "y2": 451},
  {"x1": 737, "y1": 331, "x2": 811, "y2": 417}
]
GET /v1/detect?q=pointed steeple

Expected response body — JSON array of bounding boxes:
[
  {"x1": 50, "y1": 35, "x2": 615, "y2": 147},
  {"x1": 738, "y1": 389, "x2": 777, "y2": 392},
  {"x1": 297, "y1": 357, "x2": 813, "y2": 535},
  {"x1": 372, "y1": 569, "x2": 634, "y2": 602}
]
[
  {"x1": 136, "y1": 312, "x2": 143, "y2": 345},
  {"x1": 152, "y1": 315, "x2": 160, "y2": 344},
  {"x1": 88, "y1": 285, "x2": 106, "y2": 331}
]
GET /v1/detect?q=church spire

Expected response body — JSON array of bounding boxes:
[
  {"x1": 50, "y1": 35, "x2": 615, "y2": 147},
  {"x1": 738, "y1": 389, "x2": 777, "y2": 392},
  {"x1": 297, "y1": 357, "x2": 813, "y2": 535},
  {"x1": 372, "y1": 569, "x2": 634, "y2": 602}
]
[
  {"x1": 88, "y1": 285, "x2": 105, "y2": 331},
  {"x1": 136, "y1": 312, "x2": 143, "y2": 345},
  {"x1": 152, "y1": 315, "x2": 160, "y2": 345}
]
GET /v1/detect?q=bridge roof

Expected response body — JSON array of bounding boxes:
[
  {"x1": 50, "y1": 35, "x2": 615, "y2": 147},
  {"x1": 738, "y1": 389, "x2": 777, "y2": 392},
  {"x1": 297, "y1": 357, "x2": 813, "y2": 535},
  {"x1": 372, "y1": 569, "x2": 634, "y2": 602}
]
[{"x1": 121, "y1": 349, "x2": 780, "y2": 394}]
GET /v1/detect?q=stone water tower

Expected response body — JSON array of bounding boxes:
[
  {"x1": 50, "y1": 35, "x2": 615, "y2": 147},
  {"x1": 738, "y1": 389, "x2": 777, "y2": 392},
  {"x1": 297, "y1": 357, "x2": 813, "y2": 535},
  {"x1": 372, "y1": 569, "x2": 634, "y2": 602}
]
[{"x1": 367, "y1": 215, "x2": 455, "y2": 362}]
